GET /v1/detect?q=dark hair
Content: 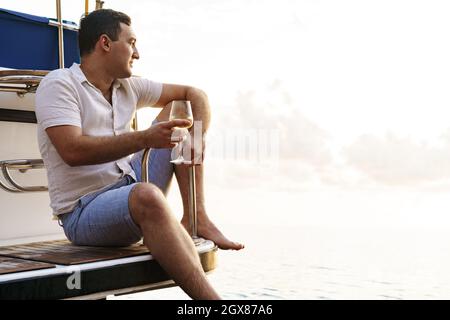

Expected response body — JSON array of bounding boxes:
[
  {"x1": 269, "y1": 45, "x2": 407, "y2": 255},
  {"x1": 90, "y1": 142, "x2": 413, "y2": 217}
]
[{"x1": 78, "y1": 9, "x2": 131, "y2": 57}]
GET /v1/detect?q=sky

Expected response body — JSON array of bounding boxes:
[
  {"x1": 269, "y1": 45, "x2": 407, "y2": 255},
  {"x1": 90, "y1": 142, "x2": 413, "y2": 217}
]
[
  {"x1": 2, "y1": 1, "x2": 450, "y2": 300},
  {"x1": 2, "y1": 0, "x2": 450, "y2": 199}
]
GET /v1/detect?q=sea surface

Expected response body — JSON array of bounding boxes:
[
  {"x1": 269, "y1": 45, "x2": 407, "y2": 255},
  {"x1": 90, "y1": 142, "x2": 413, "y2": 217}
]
[
  {"x1": 107, "y1": 186, "x2": 450, "y2": 300},
  {"x1": 110, "y1": 223, "x2": 450, "y2": 300}
]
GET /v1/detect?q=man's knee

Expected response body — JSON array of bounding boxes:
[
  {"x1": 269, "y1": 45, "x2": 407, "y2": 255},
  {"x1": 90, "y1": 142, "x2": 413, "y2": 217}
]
[{"x1": 129, "y1": 183, "x2": 168, "y2": 225}]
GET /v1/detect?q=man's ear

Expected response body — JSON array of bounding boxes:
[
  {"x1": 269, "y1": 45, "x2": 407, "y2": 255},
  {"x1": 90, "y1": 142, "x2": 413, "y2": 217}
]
[{"x1": 98, "y1": 34, "x2": 111, "y2": 52}]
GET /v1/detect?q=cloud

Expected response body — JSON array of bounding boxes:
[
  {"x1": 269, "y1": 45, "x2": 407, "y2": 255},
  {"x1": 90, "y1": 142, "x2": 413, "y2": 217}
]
[
  {"x1": 211, "y1": 80, "x2": 333, "y2": 169},
  {"x1": 206, "y1": 81, "x2": 450, "y2": 190},
  {"x1": 207, "y1": 81, "x2": 450, "y2": 190},
  {"x1": 202, "y1": 80, "x2": 346, "y2": 191},
  {"x1": 343, "y1": 132, "x2": 450, "y2": 186}
]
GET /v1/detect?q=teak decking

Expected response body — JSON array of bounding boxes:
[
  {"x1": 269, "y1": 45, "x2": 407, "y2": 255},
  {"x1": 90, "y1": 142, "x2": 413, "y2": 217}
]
[{"x1": 0, "y1": 239, "x2": 217, "y2": 299}]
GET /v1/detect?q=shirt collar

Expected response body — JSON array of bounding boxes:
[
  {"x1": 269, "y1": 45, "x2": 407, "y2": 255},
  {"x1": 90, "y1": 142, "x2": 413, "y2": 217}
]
[
  {"x1": 112, "y1": 79, "x2": 122, "y2": 89},
  {"x1": 70, "y1": 63, "x2": 87, "y2": 83},
  {"x1": 69, "y1": 63, "x2": 122, "y2": 89}
]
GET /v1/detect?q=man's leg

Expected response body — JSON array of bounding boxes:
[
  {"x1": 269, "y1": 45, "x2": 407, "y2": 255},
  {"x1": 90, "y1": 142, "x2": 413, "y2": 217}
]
[
  {"x1": 155, "y1": 104, "x2": 244, "y2": 250},
  {"x1": 129, "y1": 182, "x2": 220, "y2": 300},
  {"x1": 174, "y1": 164, "x2": 244, "y2": 250}
]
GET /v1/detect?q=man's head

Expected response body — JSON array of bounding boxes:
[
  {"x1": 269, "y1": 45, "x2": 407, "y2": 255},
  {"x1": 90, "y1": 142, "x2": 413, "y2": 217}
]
[{"x1": 78, "y1": 9, "x2": 139, "y2": 78}]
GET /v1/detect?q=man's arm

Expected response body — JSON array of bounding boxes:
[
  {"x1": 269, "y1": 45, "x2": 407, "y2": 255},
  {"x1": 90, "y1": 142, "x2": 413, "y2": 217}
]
[
  {"x1": 155, "y1": 84, "x2": 211, "y2": 132},
  {"x1": 45, "y1": 83, "x2": 207, "y2": 167},
  {"x1": 45, "y1": 119, "x2": 190, "y2": 167}
]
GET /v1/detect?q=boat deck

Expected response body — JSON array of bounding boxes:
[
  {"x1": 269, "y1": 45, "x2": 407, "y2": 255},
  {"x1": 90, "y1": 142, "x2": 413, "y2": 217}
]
[
  {"x1": 0, "y1": 239, "x2": 150, "y2": 265},
  {"x1": 0, "y1": 239, "x2": 217, "y2": 299}
]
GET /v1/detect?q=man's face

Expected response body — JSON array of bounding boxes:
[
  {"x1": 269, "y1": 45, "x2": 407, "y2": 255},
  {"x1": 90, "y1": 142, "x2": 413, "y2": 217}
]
[{"x1": 109, "y1": 23, "x2": 139, "y2": 78}]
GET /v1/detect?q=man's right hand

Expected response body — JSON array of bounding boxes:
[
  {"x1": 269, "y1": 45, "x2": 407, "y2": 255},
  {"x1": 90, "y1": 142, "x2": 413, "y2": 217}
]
[{"x1": 143, "y1": 119, "x2": 192, "y2": 149}]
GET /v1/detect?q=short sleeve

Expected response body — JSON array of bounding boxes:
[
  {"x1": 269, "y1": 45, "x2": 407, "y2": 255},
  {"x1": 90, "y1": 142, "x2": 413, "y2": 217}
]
[
  {"x1": 128, "y1": 76, "x2": 163, "y2": 109},
  {"x1": 35, "y1": 77, "x2": 82, "y2": 130}
]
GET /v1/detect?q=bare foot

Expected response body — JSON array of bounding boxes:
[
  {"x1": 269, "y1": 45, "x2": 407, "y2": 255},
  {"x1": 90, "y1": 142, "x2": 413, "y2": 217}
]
[{"x1": 181, "y1": 215, "x2": 244, "y2": 251}]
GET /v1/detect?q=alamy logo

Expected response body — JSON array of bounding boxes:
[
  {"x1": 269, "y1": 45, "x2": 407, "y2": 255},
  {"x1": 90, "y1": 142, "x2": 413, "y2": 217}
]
[
  {"x1": 66, "y1": 266, "x2": 81, "y2": 290},
  {"x1": 171, "y1": 120, "x2": 280, "y2": 167}
]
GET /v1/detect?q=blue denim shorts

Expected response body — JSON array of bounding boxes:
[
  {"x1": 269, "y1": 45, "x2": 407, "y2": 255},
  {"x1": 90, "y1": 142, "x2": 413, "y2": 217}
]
[{"x1": 59, "y1": 146, "x2": 174, "y2": 247}]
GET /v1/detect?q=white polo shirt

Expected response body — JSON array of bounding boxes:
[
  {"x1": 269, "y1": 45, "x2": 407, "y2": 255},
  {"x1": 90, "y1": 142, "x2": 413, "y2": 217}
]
[{"x1": 35, "y1": 63, "x2": 162, "y2": 216}]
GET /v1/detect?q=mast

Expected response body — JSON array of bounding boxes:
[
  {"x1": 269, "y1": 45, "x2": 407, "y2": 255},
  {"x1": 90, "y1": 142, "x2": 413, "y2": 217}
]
[{"x1": 56, "y1": 0, "x2": 64, "y2": 69}]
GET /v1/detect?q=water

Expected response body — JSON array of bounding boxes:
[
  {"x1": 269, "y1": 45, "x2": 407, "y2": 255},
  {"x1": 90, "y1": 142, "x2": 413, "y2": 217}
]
[
  {"x1": 111, "y1": 223, "x2": 450, "y2": 300},
  {"x1": 106, "y1": 184, "x2": 450, "y2": 300}
]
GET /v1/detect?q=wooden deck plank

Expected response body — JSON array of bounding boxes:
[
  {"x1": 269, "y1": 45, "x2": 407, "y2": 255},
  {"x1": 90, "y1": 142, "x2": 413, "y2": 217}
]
[
  {"x1": 0, "y1": 257, "x2": 55, "y2": 275},
  {"x1": 0, "y1": 239, "x2": 150, "y2": 265}
]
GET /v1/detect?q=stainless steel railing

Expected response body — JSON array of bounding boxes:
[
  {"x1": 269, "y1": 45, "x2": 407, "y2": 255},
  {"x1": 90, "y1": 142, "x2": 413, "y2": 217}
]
[
  {"x1": 0, "y1": 159, "x2": 48, "y2": 193},
  {"x1": 0, "y1": 70, "x2": 49, "y2": 95},
  {"x1": 141, "y1": 149, "x2": 199, "y2": 240}
]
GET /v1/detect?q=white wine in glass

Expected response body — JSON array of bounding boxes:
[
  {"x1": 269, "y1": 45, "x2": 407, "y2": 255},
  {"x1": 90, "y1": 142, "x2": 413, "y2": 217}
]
[{"x1": 170, "y1": 100, "x2": 193, "y2": 164}]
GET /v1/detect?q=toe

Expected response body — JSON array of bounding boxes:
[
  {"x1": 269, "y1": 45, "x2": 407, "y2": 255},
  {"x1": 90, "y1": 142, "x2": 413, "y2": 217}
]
[{"x1": 218, "y1": 241, "x2": 245, "y2": 251}]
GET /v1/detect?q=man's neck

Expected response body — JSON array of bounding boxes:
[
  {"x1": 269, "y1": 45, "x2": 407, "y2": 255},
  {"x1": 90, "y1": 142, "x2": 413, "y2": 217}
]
[{"x1": 79, "y1": 59, "x2": 115, "y2": 99}]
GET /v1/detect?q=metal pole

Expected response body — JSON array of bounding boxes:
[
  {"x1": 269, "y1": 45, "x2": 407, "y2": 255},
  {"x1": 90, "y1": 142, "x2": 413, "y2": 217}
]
[
  {"x1": 141, "y1": 148, "x2": 151, "y2": 183},
  {"x1": 56, "y1": 0, "x2": 64, "y2": 69},
  {"x1": 188, "y1": 166, "x2": 198, "y2": 239},
  {"x1": 141, "y1": 141, "x2": 200, "y2": 244}
]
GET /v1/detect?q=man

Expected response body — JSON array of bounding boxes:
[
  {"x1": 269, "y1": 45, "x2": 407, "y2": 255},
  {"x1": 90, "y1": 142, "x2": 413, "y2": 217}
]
[{"x1": 35, "y1": 9, "x2": 243, "y2": 300}]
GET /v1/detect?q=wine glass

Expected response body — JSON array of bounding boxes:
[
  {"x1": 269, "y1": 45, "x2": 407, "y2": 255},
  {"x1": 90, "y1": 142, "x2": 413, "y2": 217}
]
[{"x1": 169, "y1": 100, "x2": 193, "y2": 164}]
